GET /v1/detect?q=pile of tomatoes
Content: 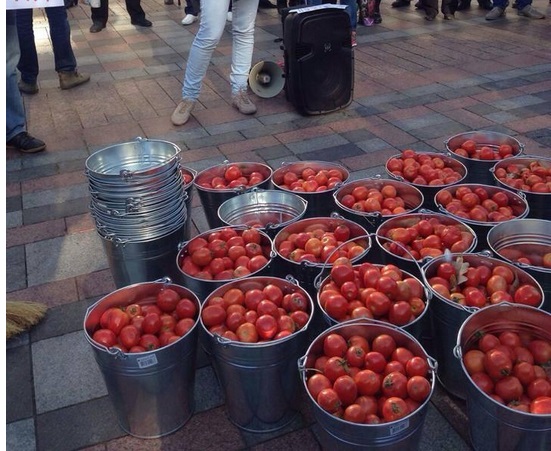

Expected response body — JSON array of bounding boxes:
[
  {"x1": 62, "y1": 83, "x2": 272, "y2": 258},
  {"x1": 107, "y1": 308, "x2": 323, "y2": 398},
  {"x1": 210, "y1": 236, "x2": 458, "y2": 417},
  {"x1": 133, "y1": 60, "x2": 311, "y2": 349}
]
[
  {"x1": 319, "y1": 262, "x2": 426, "y2": 327},
  {"x1": 498, "y1": 244, "x2": 551, "y2": 269},
  {"x1": 196, "y1": 164, "x2": 267, "y2": 190},
  {"x1": 436, "y1": 185, "x2": 524, "y2": 223},
  {"x1": 200, "y1": 280, "x2": 311, "y2": 343},
  {"x1": 306, "y1": 331, "x2": 432, "y2": 423},
  {"x1": 273, "y1": 166, "x2": 346, "y2": 193},
  {"x1": 494, "y1": 159, "x2": 551, "y2": 193},
  {"x1": 378, "y1": 215, "x2": 475, "y2": 260},
  {"x1": 427, "y1": 258, "x2": 543, "y2": 308},
  {"x1": 462, "y1": 330, "x2": 551, "y2": 415},
  {"x1": 275, "y1": 222, "x2": 368, "y2": 264},
  {"x1": 91, "y1": 288, "x2": 198, "y2": 352},
  {"x1": 337, "y1": 182, "x2": 418, "y2": 216},
  {"x1": 179, "y1": 227, "x2": 271, "y2": 281},
  {"x1": 451, "y1": 139, "x2": 516, "y2": 161},
  {"x1": 386, "y1": 150, "x2": 464, "y2": 186}
]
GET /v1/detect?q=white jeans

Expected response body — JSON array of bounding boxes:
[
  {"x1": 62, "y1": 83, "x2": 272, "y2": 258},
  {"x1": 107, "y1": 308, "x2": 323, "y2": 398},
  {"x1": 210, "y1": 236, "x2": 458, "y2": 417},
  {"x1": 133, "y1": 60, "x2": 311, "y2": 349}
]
[{"x1": 182, "y1": 0, "x2": 259, "y2": 100}]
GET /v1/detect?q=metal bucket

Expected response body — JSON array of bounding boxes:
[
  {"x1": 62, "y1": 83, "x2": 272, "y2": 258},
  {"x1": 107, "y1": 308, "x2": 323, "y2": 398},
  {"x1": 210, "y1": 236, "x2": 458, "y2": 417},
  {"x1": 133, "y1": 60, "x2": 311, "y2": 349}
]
[
  {"x1": 85, "y1": 137, "x2": 181, "y2": 181},
  {"x1": 333, "y1": 178, "x2": 424, "y2": 233},
  {"x1": 487, "y1": 218, "x2": 551, "y2": 313},
  {"x1": 299, "y1": 319, "x2": 437, "y2": 450},
  {"x1": 83, "y1": 279, "x2": 201, "y2": 438},
  {"x1": 175, "y1": 226, "x2": 275, "y2": 303},
  {"x1": 193, "y1": 161, "x2": 273, "y2": 230},
  {"x1": 316, "y1": 264, "x2": 431, "y2": 342},
  {"x1": 272, "y1": 216, "x2": 371, "y2": 298},
  {"x1": 385, "y1": 152, "x2": 468, "y2": 211},
  {"x1": 100, "y1": 221, "x2": 186, "y2": 288},
  {"x1": 181, "y1": 166, "x2": 197, "y2": 240},
  {"x1": 271, "y1": 160, "x2": 350, "y2": 218},
  {"x1": 455, "y1": 303, "x2": 551, "y2": 451},
  {"x1": 491, "y1": 156, "x2": 551, "y2": 220},
  {"x1": 422, "y1": 253, "x2": 545, "y2": 400},
  {"x1": 445, "y1": 130, "x2": 524, "y2": 185},
  {"x1": 217, "y1": 189, "x2": 308, "y2": 239},
  {"x1": 434, "y1": 183, "x2": 530, "y2": 252},
  {"x1": 375, "y1": 211, "x2": 478, "y2": 279},
  {"x1": 201, "y1": 276, "x2": 315, "y2": 432}
]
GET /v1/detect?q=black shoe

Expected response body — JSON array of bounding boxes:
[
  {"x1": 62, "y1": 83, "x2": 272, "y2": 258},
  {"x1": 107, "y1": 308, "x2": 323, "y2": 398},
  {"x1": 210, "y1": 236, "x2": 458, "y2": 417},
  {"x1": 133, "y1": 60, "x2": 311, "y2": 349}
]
[
  {"x1": 18, "y1": 80, "x2": 39, "y2": 95},
  {"x1": 131, "y1": 18, "x2": 152, "y2": 27},
  {"x1": 373, "y1": 13, "x2": 383, "y2": 23},
  {"x1": 425, "y1": 13, "x2": 436, "y2": 20},
  {"x1": 414, "y1": 1, "x2": 425, "y2": 8},
  {"x1": 478, "y1": 0, "x2": 493, "y2": 9},
  {"x1": 456, "y1": 1, "x2": 471, "y2": 9},
  {"x1": 259, "y1": 0, "x2": 277, "y2": 8},
  {"x1": 89, "y1": 21, "x2": 106, "y2": 33},
  {"x1": 391, "y1": 0, "x2": 411, "y2": 7},
  {"x1": 7, "y1": 132, "x2": 46, "y2": 154}
]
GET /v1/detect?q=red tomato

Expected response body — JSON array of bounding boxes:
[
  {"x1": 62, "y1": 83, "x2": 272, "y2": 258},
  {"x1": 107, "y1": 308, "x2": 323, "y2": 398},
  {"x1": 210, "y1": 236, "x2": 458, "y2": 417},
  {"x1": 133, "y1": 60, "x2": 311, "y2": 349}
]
[
  {"x1": 381, "y1": 397, "x2": 409, "y2": 422},
  {"x1": 139, "y1": 334, "x2": 160, "y2": 351},
  {"x1": 92, "y1": 328, "x2": 117, "y2": 348},
  {"x1": 235, "y1": 322, "x2": 258, "y2": 343},
  {"x1": 255, "y1": 314, "x2": 278, "y2": 340},
  {"x1": 406, "y1": 356, "x2": 429, "y2": 378},
  {"x1": 333, "y1": 375, "x2": 358, "y2": 406},
  {"x1": 263, "y1": 284, "x2": 284, "y2": 306},
  {"x1": 156, "y1": 288, "x2": 181, "y2": 313},
  {"x1": 141, "y1": 313, "x2": 161, "y2": 335},
  {"x1": 290, "y1": 310, "x2": 309, "y2": 329},
  {"x1": 125, "y1": 304, "x2": 142, "y2": 319},
  {"x1": 484, "y1": 349, "x2": 513, "y2": 380},
  {"x1": 323, "y1": 356, "x2": 349, "y2": 383},
  {"x1": 307, "y1": 373, "x2": 332, "y2": 399},
  {"x1": 471, "y1": 371, "x2": 494, "y2": 394},
  {"x1": 371, "y1": 334, "x2": 397, "y2": 359},
  {"x1": 382, "y1": 371, "x2": 408, "y2": 398},
  {"x1": 364, "y1": 351, "x2": 387, "y2": 374},
  {"x1": 317, "y1": 388, "x2": 342, "y2": 413},
  {"x1": 478, "y1": 333, "x2": 500, "y2": 353},
  {"x1": 495, "y1": 376, "x2": 524, "y2": 403},
  {"x1": 324, "y1": 333, "x2": 349, "y2": 358},
  {"x1": 175, "y1": 298, "x2": 197, "y2": 320},
  {"x1": 201, "y1": 305, "x2": 227, "y2": 328},
  {"x1": 528, "y1": 339, "x2": 551, "y2": 365},
  {"x1": 106, "y1": 308, "x2": 130, "y2": 335},
  {"x1": 345, "y1": 345, "x2": 366, "y2": 368},
  {"x1": 407, "y1": 375, "x2": 431, "y2": 402},
  {"x1": 388, "y1": 301, "x2": 413, "y2": 326},
  {"x1": 324, "y1": 293, "x2": 349, "y2": 321},
  {"x1": 391, "y1": 347, "x2": 415, "y2": 368},
  {"x1": 463, "y1": 349, "x2": 486, "y2": 375},
  {"x1": 348, "y1": 335, "x2": 370, "y2": 353},
  {"x1": 175, "y1": 318, "x2": 195, "y2": 336},
  {"x1": 513, "y1": 284, "x2": 542, "y2": 307},
  {"x1": 530, "y1": 397, "x2": 551, "y2": 415},
  {"x1": 527, "y1": 378, "x2": 551, "y2": 400},
  {"x1": 354, "y1": 369, "x2": 382, "y2": 396}
]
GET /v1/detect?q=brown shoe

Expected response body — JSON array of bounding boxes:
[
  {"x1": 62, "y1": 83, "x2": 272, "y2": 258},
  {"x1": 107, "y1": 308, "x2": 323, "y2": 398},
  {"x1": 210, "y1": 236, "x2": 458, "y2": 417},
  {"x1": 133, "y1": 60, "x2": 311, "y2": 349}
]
[
  {"x1": 171, "y1": 99, "x2": 196, "y2": 126},
  {"x1": 232, "y1": 90, "x2": 257, "y2": 115},
  {"x1": 58, "y1": 71, "x2": 91, "y2": 90}
]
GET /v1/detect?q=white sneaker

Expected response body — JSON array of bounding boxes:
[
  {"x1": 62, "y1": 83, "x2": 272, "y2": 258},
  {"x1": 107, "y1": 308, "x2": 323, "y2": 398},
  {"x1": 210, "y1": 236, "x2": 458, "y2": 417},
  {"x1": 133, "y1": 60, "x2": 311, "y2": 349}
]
[
  {"x1": 227, "y1": 11, "x2": 233, "y2": 22},
  {"x1": 181, "y1": 14, "x2": 198, "y2": 25}
]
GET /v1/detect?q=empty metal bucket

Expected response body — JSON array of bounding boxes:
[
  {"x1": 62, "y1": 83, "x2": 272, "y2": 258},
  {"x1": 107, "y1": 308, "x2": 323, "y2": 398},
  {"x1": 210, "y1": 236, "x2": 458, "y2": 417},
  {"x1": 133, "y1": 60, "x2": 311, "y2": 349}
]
[
  {"x1": 217, "y1": 189, "x2": 308, "y2": 238},
  {"x1": 83, "y1": 279, "x2": 201, "y2": 438},
  {"x1": 445, "y1": 130, "x2": 524, "y2": 185},
  {"x1": 455, "y1": 303, "x2": 551, "y2": 451},
  {"x1": 201, "y1": 276, "x2": 315, "y2": 432},
  {"x1": 299, "y1": 319, "x2": 436, "y2": 450},
  {"x1": 487, "y1": 218, "x2": 551, "y2": 312}
]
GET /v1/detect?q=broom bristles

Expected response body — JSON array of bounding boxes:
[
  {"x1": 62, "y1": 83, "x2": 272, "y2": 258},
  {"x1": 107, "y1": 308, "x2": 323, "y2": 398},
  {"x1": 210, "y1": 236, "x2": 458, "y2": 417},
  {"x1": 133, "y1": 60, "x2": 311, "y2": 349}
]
[{"x1": 6, "y1": 301, "x2": 48, "y2": 340}]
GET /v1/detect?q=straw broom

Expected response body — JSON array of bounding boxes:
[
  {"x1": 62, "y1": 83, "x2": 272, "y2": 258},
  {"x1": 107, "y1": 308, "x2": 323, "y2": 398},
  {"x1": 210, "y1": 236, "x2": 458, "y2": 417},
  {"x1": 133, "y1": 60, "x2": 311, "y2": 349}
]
[{"x1": 6, "y1": 301, "x2": 47, "y2": 340}]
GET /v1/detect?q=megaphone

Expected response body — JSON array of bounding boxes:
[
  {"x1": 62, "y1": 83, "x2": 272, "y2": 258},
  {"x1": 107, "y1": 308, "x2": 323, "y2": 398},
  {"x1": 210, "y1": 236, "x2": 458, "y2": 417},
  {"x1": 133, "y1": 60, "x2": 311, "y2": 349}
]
[{"x1": 248, "y1": 61, "x2": 285, "y2": 98}]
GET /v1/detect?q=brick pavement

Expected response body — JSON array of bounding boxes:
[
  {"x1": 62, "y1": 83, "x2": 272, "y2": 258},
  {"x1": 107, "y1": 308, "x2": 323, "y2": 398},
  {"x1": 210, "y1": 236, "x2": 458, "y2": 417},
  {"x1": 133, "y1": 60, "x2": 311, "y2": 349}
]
[{"x1": 5, "y1": 1, "x2": 551, "y2": 450}]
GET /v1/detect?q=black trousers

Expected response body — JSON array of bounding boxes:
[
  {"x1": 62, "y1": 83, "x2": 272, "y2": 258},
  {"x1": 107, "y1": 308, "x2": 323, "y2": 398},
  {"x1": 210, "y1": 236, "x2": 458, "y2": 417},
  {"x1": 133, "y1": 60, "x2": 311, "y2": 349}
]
[{"x1": 91, "y1": 0, "x2": 146, "y2": 24}]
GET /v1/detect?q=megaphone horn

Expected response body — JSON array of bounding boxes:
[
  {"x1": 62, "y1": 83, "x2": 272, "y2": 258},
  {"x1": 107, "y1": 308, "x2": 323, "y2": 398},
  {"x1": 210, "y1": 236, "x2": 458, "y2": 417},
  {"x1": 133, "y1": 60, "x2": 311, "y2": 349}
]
[{"x1": 248, "y1": 61, "x2": 285, "y2": 98}]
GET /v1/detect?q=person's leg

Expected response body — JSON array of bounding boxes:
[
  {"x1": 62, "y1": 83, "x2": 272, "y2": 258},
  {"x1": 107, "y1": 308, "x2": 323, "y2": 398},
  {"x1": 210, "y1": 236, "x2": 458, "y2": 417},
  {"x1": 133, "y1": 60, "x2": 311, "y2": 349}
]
[
  {"x1": 125, "y1": 0, "x2": 149, "y2": 23},
  {"x1": 7, "y1": 10, "x2": 27, "y2": 141},
  {"x1": 172, "y1": 0, "x2": 230, "y2": 124},
  {"x1": 516, "y1": 0, "x2": 545, "y2": 17},
  {"x1": 90, "y1": 0, "x2": 109, "y2": 32},
  {"x1": 15, "y1": 8, "x2": 39, "y2": 86},
  {"x1": 6, "y1": 10, "x2": 46, "y2": 152},
  {"x1": 45, "y1": 6, "x2": 77, "y2": 73},
  {"x1": 423, "y1": 0, "x2": 439, "y2": 18}
]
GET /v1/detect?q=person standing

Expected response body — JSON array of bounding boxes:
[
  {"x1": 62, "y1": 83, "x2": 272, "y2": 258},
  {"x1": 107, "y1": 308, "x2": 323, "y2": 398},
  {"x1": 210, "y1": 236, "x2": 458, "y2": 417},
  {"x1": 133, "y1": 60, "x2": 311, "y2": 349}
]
[
  {"x1": 89, "y1": 0, "x2": 152, "y2": 33},
  {"x1": 16, "y1": 6, "x2": 90, "y2": 94},
  {"x1": 171, "y1": 0, "x2": 259, "y2": 126},
  {"x1": 6, "y1": 10, "x2": 46, "y2": 154}
]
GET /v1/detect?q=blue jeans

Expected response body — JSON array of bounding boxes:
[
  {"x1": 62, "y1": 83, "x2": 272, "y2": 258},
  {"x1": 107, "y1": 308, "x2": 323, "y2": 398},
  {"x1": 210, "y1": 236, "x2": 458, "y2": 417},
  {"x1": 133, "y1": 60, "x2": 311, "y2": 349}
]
[
  {"x1": 7, "y1": 10, "x2": 26, "y2": 141},
  {"x1": 306, "y1": 0, "x2": 357, "y2": 29},
  {"x1": 182, "y1": 0, "x2": 259, "y2": 100},
  {"x1": 493, "y1": 0, "x2": 528, "y2": 7},
  {"x1": 16, "y1": 7, "x2": 77, "y2": 84}
]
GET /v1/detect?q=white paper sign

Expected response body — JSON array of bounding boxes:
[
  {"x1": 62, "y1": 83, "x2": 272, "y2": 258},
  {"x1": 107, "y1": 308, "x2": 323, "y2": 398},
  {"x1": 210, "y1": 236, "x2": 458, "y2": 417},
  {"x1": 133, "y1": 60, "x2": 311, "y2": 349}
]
[{"x1": 7, "y1": 0, "x2": 65, "y2": 10}]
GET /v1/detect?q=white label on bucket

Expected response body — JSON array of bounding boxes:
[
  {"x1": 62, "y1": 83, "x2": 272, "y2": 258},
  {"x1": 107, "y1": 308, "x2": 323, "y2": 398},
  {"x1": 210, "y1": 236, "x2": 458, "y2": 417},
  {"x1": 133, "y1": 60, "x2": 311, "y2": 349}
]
[
  {"x1": 137, "y1": 354, "x2": 158, "y2": 368},
  {"x1": 389, "y1": 419, "x2": 409, "y2": 436}
]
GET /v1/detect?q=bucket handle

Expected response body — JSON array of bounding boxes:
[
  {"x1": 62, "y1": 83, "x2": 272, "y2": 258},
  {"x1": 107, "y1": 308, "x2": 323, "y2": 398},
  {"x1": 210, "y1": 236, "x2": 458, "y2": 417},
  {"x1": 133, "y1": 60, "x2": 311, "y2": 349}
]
[{"x1": 453, "y1": 344, "x2": 463, "y2": 361}]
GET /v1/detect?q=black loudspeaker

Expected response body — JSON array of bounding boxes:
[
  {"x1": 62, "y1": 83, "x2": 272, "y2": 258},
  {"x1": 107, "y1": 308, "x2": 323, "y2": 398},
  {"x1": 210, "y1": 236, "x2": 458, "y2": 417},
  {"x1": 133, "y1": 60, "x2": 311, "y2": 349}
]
[{"x1": 283, "y1": 6, "x2": 354, "y2": 116}]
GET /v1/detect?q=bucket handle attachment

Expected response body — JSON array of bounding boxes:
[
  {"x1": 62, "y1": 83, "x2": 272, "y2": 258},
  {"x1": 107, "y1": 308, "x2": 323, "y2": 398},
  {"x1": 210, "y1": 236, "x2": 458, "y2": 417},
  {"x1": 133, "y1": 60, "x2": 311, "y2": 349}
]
[{"x1": 453, "y1": 344, "x2": 463, "y2": 361}]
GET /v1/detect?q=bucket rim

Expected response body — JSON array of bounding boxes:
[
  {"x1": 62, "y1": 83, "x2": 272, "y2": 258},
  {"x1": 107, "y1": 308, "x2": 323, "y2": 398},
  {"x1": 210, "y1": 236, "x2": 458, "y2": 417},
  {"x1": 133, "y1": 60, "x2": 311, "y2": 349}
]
[
  {"x1": 271, "y1": 160, "x2": 351, "y2": 193},
  {"x1": 491, "y1": 155, "x2": 551, "y2": 196},
  {"x1": 444, "y1": 130, "x2": 524, "y2": 159},
  {"x1": 193, "y1": 161, "x2": 273, "y2": 193}
]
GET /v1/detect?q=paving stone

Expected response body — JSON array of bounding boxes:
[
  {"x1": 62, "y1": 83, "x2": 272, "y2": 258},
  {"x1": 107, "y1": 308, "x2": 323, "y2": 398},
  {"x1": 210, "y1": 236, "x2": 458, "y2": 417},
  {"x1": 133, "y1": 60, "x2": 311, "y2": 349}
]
[
  {"x1": 6, "y1": 418, "x2": 36, "y2": 451},
  {"x1": 32, "y1": 331, "x2": 107, "y2": 414},
  {"x1": 6, "y1": 344, "x2": 34, "y2": 423},
  {"x1": 6, "y1": 245, "x2": 27, "y2": 292},
  {"x1": 23, "y1": 198, "x2": 91, "y2": 225},
  {"x1": 7, "y1": 211, "x2": 23, "y2": 229},
  {"x1": 299, "y1": 143, "x2": 365, "y2": 162},
  {"x1": 26, "y1": 231, "x2": 108, "y2": 287}
]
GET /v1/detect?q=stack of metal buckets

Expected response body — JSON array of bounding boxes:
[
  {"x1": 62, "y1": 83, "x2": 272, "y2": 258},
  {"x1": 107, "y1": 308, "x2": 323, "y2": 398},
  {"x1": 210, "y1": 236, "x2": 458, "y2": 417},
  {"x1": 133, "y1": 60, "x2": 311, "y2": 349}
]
[{"x1": 85, "y1": 137, "x2": 188, "y2": 288}]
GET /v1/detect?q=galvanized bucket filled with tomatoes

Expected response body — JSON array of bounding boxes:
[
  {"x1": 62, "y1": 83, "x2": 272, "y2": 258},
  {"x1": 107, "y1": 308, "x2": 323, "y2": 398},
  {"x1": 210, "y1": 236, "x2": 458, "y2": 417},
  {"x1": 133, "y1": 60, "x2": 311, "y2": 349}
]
[
  {"x1": 445, "y1": 130, "x2": 523, "y2": 186},
  {"x1": 271, "y1": 160, "x2": 349, "y2": 218},
  {"x1": 455, "y1": 303, "x2": 551, "y2": 451},
  {"x1": 83, "y1": 279, "x2": 201, "y2": 438},
  {"x1": 193, "y1": 161, "x2": 273, "y2": 229},
  {"x1": 422, "y1": 252, "x2": 545, "y2": 400},
  {"x1": 298, "y1": 318, "x2": 437, "y2": 450},
  {"x1": 199, "y1": 275, "x2": 314, "y2": 432},
  {"x1": 491, "y1": 155, "x2": 551, "y2": 220}
]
